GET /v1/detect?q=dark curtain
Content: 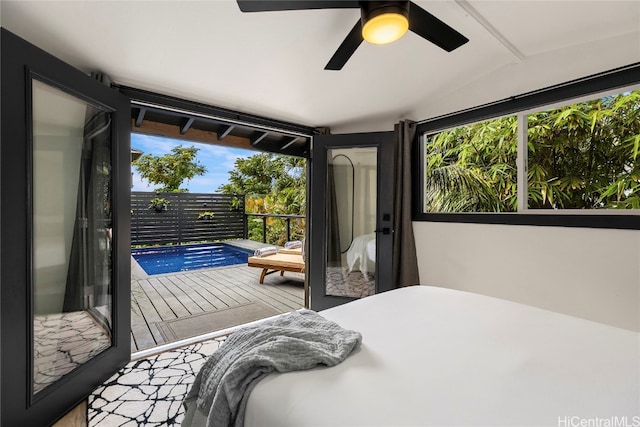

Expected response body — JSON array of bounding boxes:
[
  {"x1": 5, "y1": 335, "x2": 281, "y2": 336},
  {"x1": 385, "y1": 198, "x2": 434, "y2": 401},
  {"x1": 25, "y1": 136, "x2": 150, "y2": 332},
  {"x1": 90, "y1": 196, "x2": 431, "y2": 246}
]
[
  {"x1": 326, "y1": 163, "x2": 342, "y2": 267},
  {"x1": 315, "y1": 127, "x2": 342, "y2": 268},
  {"x1": 63, "y1": 75, "x2": 112, "y2": 312},
  {"x1": 392, "y1": 120, "x2": 420, "y2": 287}
]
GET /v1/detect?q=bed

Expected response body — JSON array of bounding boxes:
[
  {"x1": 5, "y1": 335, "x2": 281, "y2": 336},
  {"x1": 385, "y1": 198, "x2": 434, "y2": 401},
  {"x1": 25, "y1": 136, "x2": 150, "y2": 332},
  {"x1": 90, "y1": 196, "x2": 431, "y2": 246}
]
[
  {"x1": 244, "y1": 286, "x2": 639, "y2": 426},
  {"x1": 346, "y1": 233, "x2": 376, "y2": 276}
]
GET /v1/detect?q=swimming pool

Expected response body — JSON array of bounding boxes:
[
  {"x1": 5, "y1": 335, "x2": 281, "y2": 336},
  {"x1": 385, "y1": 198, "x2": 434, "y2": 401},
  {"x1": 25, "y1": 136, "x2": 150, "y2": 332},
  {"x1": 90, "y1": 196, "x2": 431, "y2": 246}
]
[{"x1": 132, "y1": 243, "x2": 253, "y2": 275}]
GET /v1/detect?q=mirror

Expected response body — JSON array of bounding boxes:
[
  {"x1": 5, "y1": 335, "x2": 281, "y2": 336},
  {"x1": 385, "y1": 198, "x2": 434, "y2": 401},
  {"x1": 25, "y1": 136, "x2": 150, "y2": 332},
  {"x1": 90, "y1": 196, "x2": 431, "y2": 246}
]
[
  {"x1": 331, "y1": 154, "x2": 354, "y2": 253},
  {"x1": 32, "y1": 79, "x2": 113, "y2": 394},
  {"x1": 325, "y1": 147, "x2": 377, "y2": 299}
]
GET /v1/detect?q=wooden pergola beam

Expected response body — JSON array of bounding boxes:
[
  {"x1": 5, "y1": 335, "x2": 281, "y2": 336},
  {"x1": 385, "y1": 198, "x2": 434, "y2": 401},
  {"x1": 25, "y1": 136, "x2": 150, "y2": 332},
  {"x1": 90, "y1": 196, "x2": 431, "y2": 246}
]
[
  {"x1": 250, "y1": 131, "x2": 269, "y2": 146},
  {"x1": 180, "y1": 117, "x2": 195, "y2": 135},
  {"x1": 281, "y1": 136, "x2": 299, "y2": 150},
  {"x1": 218, "y1": 124, "x2": 235, "y2": 140},
  {"x1": 135, "y1": 108, "x2": 146, "y2": 127},
  {"x1": 131, "y1": 119, "x2": 256, "y2": 151}
]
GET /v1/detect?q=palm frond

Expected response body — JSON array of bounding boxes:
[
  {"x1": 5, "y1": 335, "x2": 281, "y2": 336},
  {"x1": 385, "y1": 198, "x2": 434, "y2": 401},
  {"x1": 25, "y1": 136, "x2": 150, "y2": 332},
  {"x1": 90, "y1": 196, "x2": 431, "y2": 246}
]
[{"x1": 425, "y1": 164, "x2": 501, "y2": 212}]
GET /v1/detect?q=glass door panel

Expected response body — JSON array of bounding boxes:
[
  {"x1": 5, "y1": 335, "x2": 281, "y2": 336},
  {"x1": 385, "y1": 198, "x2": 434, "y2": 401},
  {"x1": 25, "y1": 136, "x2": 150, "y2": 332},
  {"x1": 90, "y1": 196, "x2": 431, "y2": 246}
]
[
  {"x1": 325, "y1": 148, "x2": 377, "y2": 298},
  {"x1": 32, "y1": 79, "x2": 113, "y2": 394},
  {"x1": 310, "y1": 132, "x2": 394, "y2": 311},
  {"x1": 2, "y1": 29, "x2": 130, "y2": 425}
]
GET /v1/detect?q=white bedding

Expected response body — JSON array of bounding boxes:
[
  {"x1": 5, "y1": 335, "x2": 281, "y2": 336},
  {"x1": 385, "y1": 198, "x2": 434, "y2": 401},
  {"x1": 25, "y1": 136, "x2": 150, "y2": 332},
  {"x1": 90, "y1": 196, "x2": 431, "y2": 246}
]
[
  {"x1": 346, "y1": 233, "x2": 375, "y2": 276},
  {"x1": 245, "y1": 286, "x2": 639, "y2": 426}
]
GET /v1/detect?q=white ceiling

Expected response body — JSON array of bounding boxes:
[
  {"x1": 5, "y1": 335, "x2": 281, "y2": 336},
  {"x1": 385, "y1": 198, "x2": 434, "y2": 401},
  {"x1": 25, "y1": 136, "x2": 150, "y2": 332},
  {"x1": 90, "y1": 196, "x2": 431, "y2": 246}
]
[{"x1": 1, "y1": 0, "x2": 639, "y2": 133}]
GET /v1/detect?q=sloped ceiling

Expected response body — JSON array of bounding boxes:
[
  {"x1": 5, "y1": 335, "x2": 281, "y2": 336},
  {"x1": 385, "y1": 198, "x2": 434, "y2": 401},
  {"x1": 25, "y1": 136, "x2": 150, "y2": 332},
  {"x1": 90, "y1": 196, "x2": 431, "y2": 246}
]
[{"x1": 1, "y1": 0, "x2": 639, "y2": 132}]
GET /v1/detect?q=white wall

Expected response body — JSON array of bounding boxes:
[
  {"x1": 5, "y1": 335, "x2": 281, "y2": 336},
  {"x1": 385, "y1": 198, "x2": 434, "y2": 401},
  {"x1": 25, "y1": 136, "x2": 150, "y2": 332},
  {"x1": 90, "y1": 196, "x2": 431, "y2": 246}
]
[
  {"x1": 32, "y1": 81, "x2": 85, "y2": 314},
  {"x1": 352, "y1": 152, "x2": 377, "y2": 238},
  {"x1": 331, "y1": 148, "x2": 378, "y2": 242},
  {"x1": 413, "y1": 221, "x2": 640, "y2": 332}
]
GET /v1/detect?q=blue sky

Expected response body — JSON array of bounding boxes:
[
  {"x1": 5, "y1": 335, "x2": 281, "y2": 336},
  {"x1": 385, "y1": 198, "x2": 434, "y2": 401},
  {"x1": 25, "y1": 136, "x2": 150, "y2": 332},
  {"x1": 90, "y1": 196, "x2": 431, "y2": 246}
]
[{"x1": 131, "y1": 133, "x2": 253, "y2": 193}]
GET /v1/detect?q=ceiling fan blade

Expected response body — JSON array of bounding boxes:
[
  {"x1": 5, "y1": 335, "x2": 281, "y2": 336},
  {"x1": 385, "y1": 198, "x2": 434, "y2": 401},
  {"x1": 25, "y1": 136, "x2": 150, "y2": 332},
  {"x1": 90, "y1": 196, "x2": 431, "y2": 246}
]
[
  {"x1": 325, "y1": 20, "x2": 363, "y2": 71},
  {"x1": 408, "y1": 1, "x2": 468, "y2": 52},
  {"x1": 237, "y1": 1, "x2": 359, "y2": 12}
]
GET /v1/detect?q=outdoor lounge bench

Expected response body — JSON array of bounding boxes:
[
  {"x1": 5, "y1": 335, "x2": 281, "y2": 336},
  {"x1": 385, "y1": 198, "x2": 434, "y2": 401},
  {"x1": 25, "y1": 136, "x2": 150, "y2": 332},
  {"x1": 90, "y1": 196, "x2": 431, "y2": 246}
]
[{"x1": 247, "y1": 252, "x2": 305, "y2": 284}]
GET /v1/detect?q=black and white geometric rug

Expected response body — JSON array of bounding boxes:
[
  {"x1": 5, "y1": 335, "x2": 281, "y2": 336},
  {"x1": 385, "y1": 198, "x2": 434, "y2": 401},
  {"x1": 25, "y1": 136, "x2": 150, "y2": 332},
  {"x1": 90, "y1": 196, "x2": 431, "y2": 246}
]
[
  {"x1": 34, "y1": 310, "x2": 111, "y2": 394},
  {"x1": 88, "y1": 336, "x2": 227, "y2": 426},
  {"x1": 325, "y1": 266, "x2": 375, "y2": 298}
]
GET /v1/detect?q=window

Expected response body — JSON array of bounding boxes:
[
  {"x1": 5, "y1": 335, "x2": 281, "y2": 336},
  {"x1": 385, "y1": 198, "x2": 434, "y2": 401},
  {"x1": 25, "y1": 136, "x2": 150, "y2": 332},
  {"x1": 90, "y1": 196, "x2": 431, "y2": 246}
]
[
  {"x1": 416, "y1": 64, "x2": 640, "y2": 229},
  {"x1": 423, "y1": 115, "x2": 517, "y2": 213},
  {"x1": 527, "y1": 90, "x2": 640, "y2": 210}
]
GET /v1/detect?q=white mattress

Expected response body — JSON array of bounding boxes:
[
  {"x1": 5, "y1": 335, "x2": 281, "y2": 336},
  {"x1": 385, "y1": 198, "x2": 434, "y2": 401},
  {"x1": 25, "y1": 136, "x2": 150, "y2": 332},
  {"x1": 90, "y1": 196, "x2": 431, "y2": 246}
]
[
  {"x1": 245, "y1": 286, "x2": 639, "y2": 426},
  {"x1": 346, "y1": 233, "x2": 376, "y2": 276}
]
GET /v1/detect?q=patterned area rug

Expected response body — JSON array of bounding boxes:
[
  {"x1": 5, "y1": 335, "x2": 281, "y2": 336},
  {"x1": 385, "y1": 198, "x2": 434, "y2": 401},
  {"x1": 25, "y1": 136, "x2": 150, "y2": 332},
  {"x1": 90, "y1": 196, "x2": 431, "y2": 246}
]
[
  {"x1": 34, "y1": 310, "x2": 111, "y2": 394},
  {"x1": 325, "y1": 266, "x2": 375, "y2": 298},
  {"x1": 156, "y1": 302, "x2": 279, "y2": 342},
  {"x1": 88, "y1": 336, "x2": 227, "y2": 426}
]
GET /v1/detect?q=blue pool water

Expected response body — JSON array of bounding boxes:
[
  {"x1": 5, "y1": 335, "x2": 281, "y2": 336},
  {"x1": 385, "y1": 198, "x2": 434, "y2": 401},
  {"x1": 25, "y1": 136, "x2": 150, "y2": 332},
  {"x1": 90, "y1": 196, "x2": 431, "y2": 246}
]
[{"x1": 132, "y1": 243, "x2": 253, "y2": 275}]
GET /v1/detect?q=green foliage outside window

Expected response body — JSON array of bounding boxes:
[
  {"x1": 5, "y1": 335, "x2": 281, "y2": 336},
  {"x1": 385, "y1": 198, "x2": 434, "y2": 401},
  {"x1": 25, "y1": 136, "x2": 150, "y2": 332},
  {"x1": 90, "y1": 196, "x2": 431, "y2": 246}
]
[
  {"x1": 148, "y1": 196, "x2": 170, "y2": 212},
  {"x1": 197, "y1": 211, "x2": 215, "y2": 220},
  {"x1": 528, "y1": 90, "x2": 640, "y2": 209},
  {"x1": 424, "y1": 90, "x2": 640, "y2": 212},
  {"x1": 133, "y1": 145, "x2": 207, "y2": 193},
  {"x1": 425, "y1": 116, "x2": 517, "y2": 212},
  {"x1": 219, "y1": 153, "x2": 306, "y2": 245}
]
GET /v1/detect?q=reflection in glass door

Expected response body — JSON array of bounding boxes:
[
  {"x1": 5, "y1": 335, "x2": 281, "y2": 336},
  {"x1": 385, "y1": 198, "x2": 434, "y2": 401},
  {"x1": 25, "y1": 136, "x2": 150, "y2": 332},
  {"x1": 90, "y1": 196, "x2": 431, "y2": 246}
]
[
  {"x1": 31, "y1": 79, "x2": 113, "y2": 394},
  {"x1": 325, "y1": 148, "x2": 377, "y2": 298},
  {"x1": 2, "y1": 29, "x2": 130, "y2": 425},
  {"x1": 310, "y1": 131, "x2": 394, "y2": 312}
]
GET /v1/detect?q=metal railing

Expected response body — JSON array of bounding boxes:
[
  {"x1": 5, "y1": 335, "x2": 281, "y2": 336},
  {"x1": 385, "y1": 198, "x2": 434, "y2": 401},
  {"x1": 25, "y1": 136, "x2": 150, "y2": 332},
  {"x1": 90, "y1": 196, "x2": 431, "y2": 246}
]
[
  {"x1": 244, "y1": 213, "x2": 305, "y2": 243},
  {"x1": 130, "y1": 190, "x2": 304, "y2": 246}
]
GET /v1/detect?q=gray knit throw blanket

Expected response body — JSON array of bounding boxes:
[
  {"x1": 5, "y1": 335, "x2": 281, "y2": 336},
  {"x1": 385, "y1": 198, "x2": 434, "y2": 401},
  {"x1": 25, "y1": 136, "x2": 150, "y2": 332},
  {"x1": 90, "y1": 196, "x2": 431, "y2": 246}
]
[{"x1": 182, "y1": 309, "x2": 362, "y2": 427}]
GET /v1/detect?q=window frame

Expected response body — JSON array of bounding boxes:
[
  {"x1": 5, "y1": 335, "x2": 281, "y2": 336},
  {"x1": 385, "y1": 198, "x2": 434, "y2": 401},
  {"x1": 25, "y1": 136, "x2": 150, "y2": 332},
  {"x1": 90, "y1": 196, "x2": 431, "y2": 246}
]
[{"x1": 412, "y1": 62, "x2": 640, "y2": 230}]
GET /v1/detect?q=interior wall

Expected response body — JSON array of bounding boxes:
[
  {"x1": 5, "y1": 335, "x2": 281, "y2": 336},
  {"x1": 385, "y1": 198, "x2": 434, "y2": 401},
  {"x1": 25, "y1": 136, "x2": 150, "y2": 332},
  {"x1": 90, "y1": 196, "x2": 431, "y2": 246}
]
[
  {"x1": 331, "y1": 148, "x2": 378, "y2": 246},
  {"x1": 413, "y1": 32, "x2": 640, "y2": 123},
  {"x1": 32, "y1": 81, "x2": 85, "y2": 314},
  {"x1": 33, "y1": 136, "x2": 83, "y2": 314},
  {"x1": 413, "y1": 221, "x2": 640, "y2": 332},
  {"x1": 352, "y1": 153, "x2": 376, "y2": 238}
]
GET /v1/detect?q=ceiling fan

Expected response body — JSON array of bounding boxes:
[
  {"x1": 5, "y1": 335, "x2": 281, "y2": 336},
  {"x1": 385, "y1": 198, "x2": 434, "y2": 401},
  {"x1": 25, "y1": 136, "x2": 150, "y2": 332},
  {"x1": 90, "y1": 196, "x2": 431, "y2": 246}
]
[{"x1": 236, "y1": 1, "x2": 469, "y2": 70}]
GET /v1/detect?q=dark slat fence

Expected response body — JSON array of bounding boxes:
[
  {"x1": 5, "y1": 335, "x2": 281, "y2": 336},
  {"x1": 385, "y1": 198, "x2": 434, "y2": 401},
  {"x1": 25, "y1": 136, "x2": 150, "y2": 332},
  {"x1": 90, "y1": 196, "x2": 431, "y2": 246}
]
[{"x1": 131, "y1": 192, "x2": 245, "y2": 246}]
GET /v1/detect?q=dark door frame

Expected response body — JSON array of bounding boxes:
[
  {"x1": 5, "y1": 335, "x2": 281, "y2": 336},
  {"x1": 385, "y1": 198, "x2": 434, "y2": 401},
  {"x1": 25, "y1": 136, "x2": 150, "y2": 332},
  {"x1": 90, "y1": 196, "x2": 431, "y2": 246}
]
[
  {"x1": 309, "y1": 132, "x2": 395, "y2": 311},
  {"x1": 1, "y1": 29, "x2": 131, "y2": 426}
]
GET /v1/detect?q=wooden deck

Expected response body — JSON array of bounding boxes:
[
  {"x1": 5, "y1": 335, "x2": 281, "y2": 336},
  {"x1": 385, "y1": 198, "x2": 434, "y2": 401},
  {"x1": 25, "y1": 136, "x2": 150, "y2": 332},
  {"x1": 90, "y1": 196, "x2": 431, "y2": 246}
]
[{"x1": 130, "y1": 264, "x2": 305, "y2": 352}]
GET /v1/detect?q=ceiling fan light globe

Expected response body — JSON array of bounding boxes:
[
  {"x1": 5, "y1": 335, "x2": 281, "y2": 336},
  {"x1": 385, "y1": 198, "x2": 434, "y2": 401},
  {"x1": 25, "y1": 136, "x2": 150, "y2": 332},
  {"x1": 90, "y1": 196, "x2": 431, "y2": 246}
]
[{"x1": 362, "y1": 12, "x2": 409, "y2": 45}]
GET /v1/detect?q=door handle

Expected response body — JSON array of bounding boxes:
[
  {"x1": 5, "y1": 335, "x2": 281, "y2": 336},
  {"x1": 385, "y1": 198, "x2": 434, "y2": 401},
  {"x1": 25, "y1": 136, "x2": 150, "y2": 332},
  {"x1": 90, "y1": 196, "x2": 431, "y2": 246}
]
[{"x1": 374, "y1": 227, "x2": 392, "y2": 235}]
